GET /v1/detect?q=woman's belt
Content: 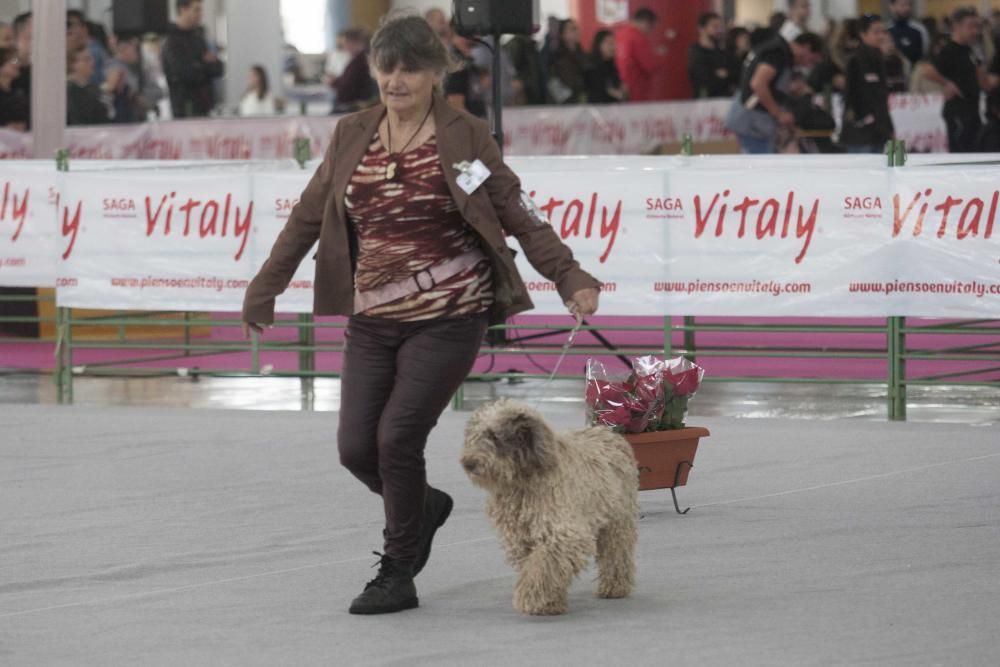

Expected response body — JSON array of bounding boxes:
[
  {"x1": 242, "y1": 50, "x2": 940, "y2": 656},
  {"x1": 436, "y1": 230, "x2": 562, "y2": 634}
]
[{"x1": 353, "y1": 249, "x2": 487, "y2": 313}]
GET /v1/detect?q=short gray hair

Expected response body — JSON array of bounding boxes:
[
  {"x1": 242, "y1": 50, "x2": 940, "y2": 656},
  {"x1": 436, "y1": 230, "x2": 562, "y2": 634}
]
[{"x1": 369, "y1": 12, "x2": 453, "y2": 76}]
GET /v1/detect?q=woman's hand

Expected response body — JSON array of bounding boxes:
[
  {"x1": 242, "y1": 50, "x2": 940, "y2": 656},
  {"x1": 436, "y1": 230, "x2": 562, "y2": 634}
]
[
  {"x1": 242, "y1": 321, "x2": 266, "y2": 339},
  {"x1": 566, "y1": 287, "x2": 600, "y2": 324}
]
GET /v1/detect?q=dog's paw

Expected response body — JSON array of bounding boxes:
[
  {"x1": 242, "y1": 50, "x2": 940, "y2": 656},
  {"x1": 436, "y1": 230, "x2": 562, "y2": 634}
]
[
  {"x1": 514, "y1": 597, "x2": 568, "y2": 616},
  {"x1": 513, "y1": 588, "x2": 568, "y2": 616},
  {"x1": 596, "y1": 581, "x2": 632, "y2": 599}
]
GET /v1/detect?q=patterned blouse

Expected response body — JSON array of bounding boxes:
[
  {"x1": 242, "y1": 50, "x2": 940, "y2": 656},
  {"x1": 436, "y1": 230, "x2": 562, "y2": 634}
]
[{"x1": 345, "y1": 132, "x2": 494, "y2": 321}]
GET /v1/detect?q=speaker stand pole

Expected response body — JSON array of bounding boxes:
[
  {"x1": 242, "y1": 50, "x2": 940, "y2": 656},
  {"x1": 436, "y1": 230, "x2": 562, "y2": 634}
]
[{"x1": 486, "y1": 33, "x2": 508, "y2": 347}]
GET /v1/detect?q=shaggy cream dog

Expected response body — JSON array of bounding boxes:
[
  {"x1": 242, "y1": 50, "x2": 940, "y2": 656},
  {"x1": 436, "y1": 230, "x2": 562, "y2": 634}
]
[{"x1": 461, "y1": 398, "x2": 639, "y2": 615}]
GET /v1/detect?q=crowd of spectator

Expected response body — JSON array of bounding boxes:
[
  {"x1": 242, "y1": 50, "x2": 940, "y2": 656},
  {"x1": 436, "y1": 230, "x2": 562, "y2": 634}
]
[{"x1": 2, "y1": 0, "x2": 1000, "y2": 154}]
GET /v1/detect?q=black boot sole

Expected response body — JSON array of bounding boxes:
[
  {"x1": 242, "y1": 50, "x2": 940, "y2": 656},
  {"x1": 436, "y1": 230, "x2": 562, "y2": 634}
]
[
  {"x1": 413, "y1": 493, "x2": 453, "y2": 576},
  {"x1": 348, "y1": 596, "x2": 419, "y2": 615}
]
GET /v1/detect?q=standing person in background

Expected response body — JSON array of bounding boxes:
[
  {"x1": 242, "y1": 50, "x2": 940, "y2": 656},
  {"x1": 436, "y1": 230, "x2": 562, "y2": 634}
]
[
  {"x1": 548, "y1": 19, "x2": 587, "y2": 104},
  {"x1": 66, "y1": 11, "x2": 101, "y2": 86},
  {"x1": 444, "y1": 33, "x2": 487, "y2": 118},
  {"x1": 328, "y1": 29, "x2": 375, "y2": 113},
  {"x1": 989, "y1": 49, "x2": 999, "y2": 90},
  {"x1": 779, "y1": 0, "x2": 811, "y2": 42},
  {"x1": 688, "y1": 12, "x2": 731, "y2": 98},
  {"x1": 888, "y1": 0, "x2": 929, "y2": 68},
  {"x1": 882, "y1": 38, "x2": 909, "y2": 94},
  {"x1": 110, "y1": 35, "x2": 165, "y2": 120},
  {"x1": 0, "y1": 48, "x2": 28, "y2": 130},
  {"x1": 725, "y1": 32, "x2": 824, "y2": 153},
  {"x1": 67, "y1": 46, "x2": 110, "y2": 125},
  {"x1": 615, "y1": 8, "x2": 669, "y2": 102},
  {"x1": 0, "y1": 22, "x2": 14, "y2": 49},
  {"x1": 239, "y1": 64, "x2": 276, "y2": 117},
  {"x1": 925, "y1": 8, "x2": 989, "y2": 153},
  {"x1": 842, "y1": 14, "x2": 894, "y2": 154},
  {"x1": 161, "y1": 0, "x2": 224, "y2": 118},
  {"x1": 584, "y1": 30, "x2": 625, "y2": 103},
  {"x1": 102, "y1": 61, "x2": 140, "y2": 123},
  {"x1": 10, "y1": 12, "x2": 29, "y2": 117},
  {"x1": 977, "y1": 88, "x2": 1000, "y2": 151},
  {"x1": 505, "y1": 34, "x2": 544, "y2": 105},
  {"x1": 424, "y1": 7, "x2": 452, "y2": 43},
  {"x1": 86, "y1": 20, "x2": 112, "y2": 87},
  {"x1": 725, "y1": 27, "x2": 752, "y2": 90}
]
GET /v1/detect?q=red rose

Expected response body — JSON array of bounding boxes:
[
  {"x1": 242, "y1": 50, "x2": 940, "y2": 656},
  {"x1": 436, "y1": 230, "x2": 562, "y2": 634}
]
[
  {"x1": 600, "y1": 405, "x2": 633, "y2": 429},
  {"x1": 666, "y1": 368, "x2": 702, "y2": 397}
]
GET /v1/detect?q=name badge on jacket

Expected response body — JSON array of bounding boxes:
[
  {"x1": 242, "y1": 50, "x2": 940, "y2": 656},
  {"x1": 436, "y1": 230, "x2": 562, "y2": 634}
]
[{"x1": 454, "y1": 160, "x2": 491, "y2": 194}]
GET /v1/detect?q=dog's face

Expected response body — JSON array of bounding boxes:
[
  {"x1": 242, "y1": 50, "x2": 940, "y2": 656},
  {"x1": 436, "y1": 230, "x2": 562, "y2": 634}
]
[{"x1": 461, "y1": 398, "x2": 555, "y2": 490}]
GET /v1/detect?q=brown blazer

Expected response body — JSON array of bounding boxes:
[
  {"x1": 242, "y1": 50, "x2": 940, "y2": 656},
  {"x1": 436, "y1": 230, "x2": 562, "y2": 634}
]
[{"x1": 242, "y1": 95, "x2": 601, "y2": 326}]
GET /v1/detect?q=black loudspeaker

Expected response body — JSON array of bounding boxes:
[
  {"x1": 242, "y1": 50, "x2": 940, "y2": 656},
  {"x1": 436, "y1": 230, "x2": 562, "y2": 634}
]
[
  {"x1": 112, "y1": 0, "x2": 170, "y2": 35},
  {"x1": 452, "y1": 0, "x2": 536, "y2": 36}
]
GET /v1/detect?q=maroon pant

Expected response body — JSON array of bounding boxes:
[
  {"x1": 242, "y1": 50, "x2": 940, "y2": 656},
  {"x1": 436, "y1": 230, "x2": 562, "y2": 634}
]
[{"x1": 337, "y1": 313, "x2": 488, "y2": 563}]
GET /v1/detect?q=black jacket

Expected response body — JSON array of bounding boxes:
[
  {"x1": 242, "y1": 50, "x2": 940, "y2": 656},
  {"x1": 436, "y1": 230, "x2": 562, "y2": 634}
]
[
  {"x1": 842, "y1": 44, "x2": 894, "y2": 146},
  {"x1": 688, "y1": 43, "x2": 732, "y2": 98},
  {"x1": 67, "y1": 82, "x2": 110, "y2": 126},
  {"x1": 161, "y1": 23, "x2": 224, "y2": 118}
]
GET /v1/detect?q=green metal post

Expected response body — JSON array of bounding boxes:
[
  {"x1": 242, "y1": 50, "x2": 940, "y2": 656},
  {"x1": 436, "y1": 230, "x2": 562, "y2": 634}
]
[
  {"x1": 55, "y1": 307, "x2": 66, "y2": 404},
  {"x1": 894, "y1": 140, "x2": 907, "y2": 167},
  {"x1": 298, "y1": 314, "x2": 315, "y2": 408},
  {"x1": 684, "y1": 316, "x2": 697, "y2": 361},
  {"x1": 294, "y1": 137, "x2": 312, "y2": 169},
  {"x1": 59, "y1": 307, "x2": 74, "y2": 404},
  {"x1": 663, "y1": 316, "x2": 672, "y2": 357},
  {"x1": 251, "y1": 329, "x2": 261, "y2": 374},
  {"x1": 888, "y1": 316, "x2": 907, "y2": 420},
  {"x1": 680, "y1": 134, "x2": 694, "y2": 156},
  {"x1": 183, "y1": 312, "x2": 192, "y2": 357}
]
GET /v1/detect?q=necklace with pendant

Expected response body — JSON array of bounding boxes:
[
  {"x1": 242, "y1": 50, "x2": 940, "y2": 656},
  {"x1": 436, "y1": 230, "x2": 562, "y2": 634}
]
[{"x1": 385, "y1": 102, "x2": 434, "y2": 181}]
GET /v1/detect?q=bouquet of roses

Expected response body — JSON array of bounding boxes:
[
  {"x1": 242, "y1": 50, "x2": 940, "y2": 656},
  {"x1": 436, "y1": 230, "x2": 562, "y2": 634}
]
[{"x1": 585, "y1": 355, "x2": 705, "y2": 433}]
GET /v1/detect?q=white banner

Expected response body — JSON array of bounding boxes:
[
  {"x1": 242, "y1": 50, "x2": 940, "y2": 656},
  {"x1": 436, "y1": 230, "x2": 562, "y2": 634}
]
[
  {"x1": 56, "y1": 168, "x2": 259, "y2": 310},
  {"x1": 0, "y1": 94, "x2": 949, "y2": 160},
  {"x1": 0, "y1": 165, "x2": 60, "y2": 288},
  {"x1": 0, "y1": 156, "x2": 994, "y2": 317}
]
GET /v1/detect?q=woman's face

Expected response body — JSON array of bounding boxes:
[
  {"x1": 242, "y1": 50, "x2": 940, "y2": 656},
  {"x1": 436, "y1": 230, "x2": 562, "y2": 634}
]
[
  {"x1": 599, "y1": 35, "x2": 616, "y2": 60},
  {"x1": 72, "y1": 50, "x2": 94, "y2": 80},
  {"x1": 0, "y1": 55, "x2": 20, "y2": 80},
  {"x1": 249, "y1": 68, "x2": 261, "y2": 90},
  {"x1": 374, "y1": 63, "x2": 438, "y2": 115},
  {"x1": 563, "y1": 21, "x2": 580, "y2": 48},
  {"x1": 0, "y1": 25, "x2": 14, "y2": 49},
  {"x1": 736, "y1": 33, "x2": 751, "y2": 54}
]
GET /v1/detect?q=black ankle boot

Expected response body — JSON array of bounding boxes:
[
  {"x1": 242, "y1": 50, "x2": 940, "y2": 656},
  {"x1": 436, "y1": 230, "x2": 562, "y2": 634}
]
[
  {"x1": 349, "y1": 553, "x2": 418, "y2": 615},
  {"x1": 413, "y1": 488, "x2": 454, "y2": 576}
]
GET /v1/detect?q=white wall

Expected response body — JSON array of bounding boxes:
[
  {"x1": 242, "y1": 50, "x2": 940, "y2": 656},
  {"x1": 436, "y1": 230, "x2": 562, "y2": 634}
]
[{"x1": 225, "y1": 0, "x2": 282, "y2": 108}]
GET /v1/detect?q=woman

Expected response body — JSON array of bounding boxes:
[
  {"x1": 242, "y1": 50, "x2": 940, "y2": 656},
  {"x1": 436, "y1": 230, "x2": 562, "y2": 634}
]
[
  {"x1": 584, "y1": 30, "x2": 625, "y2": 103},
  {"x1": 0, "y1": 48, "x2": 28, "y2": 130},
  {"x1": 67, "y1": 46, "x2": 110, "y2": 125},
  {"x1": 725, "y1": 27, "x2": 751, "y2": 90},
  {"x1": 239, "y1": 64, "x2": 276, "y2": 116},
  {"x1": 547, "y1": 19, "x2": 587, "y2": 104},
  {"x1": 242, "y1": 14, "x2": 601, "y2": 616}
]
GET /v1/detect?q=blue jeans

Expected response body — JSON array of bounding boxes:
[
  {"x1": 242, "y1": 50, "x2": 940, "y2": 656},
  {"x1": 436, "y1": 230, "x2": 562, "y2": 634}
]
[{"x1": 736, "y1": 133, "x2": 775, "y2": 154}]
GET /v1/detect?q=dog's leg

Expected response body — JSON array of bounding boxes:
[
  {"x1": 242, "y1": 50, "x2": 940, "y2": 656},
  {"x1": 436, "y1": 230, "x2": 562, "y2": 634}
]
[
  {"x1": 513, "y1": 532, "x2": 592, "y2": 616},
  {"x1": 595, "y1": 515, "x2": 637, "y2": 599}
]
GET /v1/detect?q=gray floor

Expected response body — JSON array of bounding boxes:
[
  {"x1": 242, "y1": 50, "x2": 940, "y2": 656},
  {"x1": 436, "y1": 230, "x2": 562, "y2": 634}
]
[{"x1": 2, "y1": 404, "x2": 998, "y2": 666}]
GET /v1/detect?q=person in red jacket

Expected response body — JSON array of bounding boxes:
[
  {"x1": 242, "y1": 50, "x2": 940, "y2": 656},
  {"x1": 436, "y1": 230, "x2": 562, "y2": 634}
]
[{"x1": 614, "y1": 7, "x2": 669, "y2": 102}]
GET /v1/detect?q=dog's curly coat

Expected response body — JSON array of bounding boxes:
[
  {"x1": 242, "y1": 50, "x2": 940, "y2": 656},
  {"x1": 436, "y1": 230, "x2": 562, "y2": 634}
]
[{"x1": 461, "y1": 398, "x2": 639, "y2": 615}]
